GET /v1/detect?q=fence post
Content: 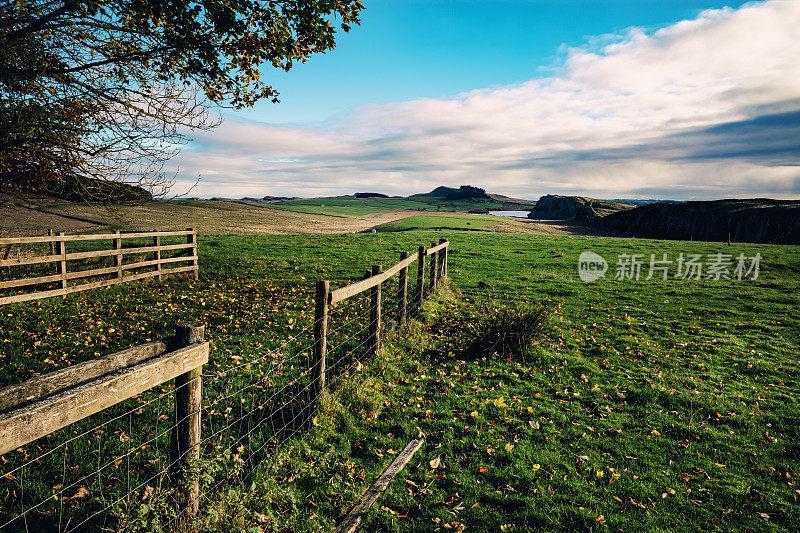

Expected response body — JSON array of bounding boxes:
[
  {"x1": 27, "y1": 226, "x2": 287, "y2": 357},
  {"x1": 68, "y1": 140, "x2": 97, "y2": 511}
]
[
  {"x1": 170, "y1": 322, "x2": 204, "y2": 519},
  {"x1": 187, "y1": 228, "x2": 198, "y2": 280},
  {"x1": 56, "y1": 232, "x2": 67, "y2": 290},
  {"x1": 114, "y1": 230, "x2": 123, "y2": 280},
  {"x1": 48, "y1": 229, "x2": 54, "y2": 255},
  {"x1": 397, "y1": 251, "x2": 408, "y2": 326},
  {"x1": 416, "y1": 246, "x2": 425, "y2": 314},
  {"x1": 153, "y1": 234, "x2": 162, "y2": 281},
  {"x1": 429, "y1": 242, "x2": 438, "y2": 291},
  {"x1": 312, "y1": 280, "x2": 329, "y2": 404},
  {"x1": 438, "y1": 238, "x2": 447, "y2": 280},
  {"x1": 370, "y1": 264, "x2": 382, "y2": 356}
]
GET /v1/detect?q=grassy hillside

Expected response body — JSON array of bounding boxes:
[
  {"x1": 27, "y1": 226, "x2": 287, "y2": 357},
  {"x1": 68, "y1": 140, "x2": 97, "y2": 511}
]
[
  {"x1": 1, "y1": 231, "x2": 797, "y2": 531},
  {"x1": 267, "y1": 187, "x2": 535, "y2": 218}
]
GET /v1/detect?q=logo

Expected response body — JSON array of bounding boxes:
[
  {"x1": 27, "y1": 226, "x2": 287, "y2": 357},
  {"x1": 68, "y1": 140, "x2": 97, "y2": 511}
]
[{"x1": 578, "y1": 251, "x2": 608, "y2": 282}]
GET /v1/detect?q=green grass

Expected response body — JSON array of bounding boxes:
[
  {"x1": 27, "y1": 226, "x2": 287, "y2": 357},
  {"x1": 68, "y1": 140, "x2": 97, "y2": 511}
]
[
  {"x1": 269, "y1": 196, "x2": 511, "y2": 217},
  {"x1": 0, "y1": 231, "x2": 798, "y2": 531},
  {"x1": 373, "y1": 214, "x2": 502, "y2": 232}
]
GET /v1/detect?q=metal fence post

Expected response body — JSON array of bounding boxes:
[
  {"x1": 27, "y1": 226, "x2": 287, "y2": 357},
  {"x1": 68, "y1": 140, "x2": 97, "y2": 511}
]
[
  {"x1": 170, "y1": 322, "x2": 204, "y2": 519},
  {"x1": 370, "y1": 264, "x2": 382, "y2": 355},
  {"x1": 397, "y1": 251, "x2": 408, "y2": 326},
  {"x1": 312, "y1": 280, "x2": 329, "y2": 404},
  {"x1": 416, "y1": 246, "x2": 425, "y2": 314}
]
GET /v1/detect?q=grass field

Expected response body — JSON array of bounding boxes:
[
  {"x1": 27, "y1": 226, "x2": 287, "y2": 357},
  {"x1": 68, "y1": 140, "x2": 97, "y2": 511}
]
[
  {"x1": 267, "y1": 195, "x2": 532, "y2": 218},
  {"x1": 373, "y1": 214, "x2": 503, "y2": 232},
  {"x1": 1, "y1": 230, "x2": 798, "y2": 531}
]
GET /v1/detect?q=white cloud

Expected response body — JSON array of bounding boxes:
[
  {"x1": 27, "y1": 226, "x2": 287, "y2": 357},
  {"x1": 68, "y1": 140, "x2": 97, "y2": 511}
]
[{"x1": 168, "y1": 0, "x2": 800, "y2": 200}]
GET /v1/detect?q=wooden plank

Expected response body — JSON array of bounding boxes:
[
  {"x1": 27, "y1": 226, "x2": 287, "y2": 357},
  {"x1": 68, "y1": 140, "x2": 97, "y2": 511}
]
[
  {"x1": 0, "y1": 342, "x2": 209, "y2": 456},
  {"x1": 0, "y1": 257, "x2": 196, "y2": 290},
  {"x1": 0, "y1": 254, "x2": 62, "y2": 268},
  {"x1": 0, "y1": 230, "x2": 193, "y2": 245},
  {"x1": 0, "y1": 266, "x2": 195, "y2": 306},
  {"x1": 0, "y1": 243, "x2": 192, "y2": 267},
  {"x1": 66, "y1": 242, "x2": 191, "y2": 261},
  {"x1": 329, "y1": 252, "x2": 417, "y2": 305},
  {"x1": 0, "y1": 340, "x2": 168, "y2": 413},
  {"x1": 0, "y1": 272, "x2": 65, "y2": 290},
  {"x1": 335, "y1": 436, "x2": 425, "y2": 533},
  {"x1": 425, "y1": 241, "x2": 448, "y2": 255}
]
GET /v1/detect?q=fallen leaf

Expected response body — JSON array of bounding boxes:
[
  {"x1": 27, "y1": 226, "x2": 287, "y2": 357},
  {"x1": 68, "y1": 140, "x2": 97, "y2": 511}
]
[
  {"x1": 430, "y1": 456, "x2": 441, "y2": 469},
  {"x1": 71, "y1": 487, "x2": 90, "y2": 499}
]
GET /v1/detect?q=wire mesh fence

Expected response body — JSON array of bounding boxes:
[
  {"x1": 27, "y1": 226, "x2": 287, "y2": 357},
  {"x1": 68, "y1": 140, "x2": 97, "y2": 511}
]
[{"x1": 0, "y1": 241, "x2": 448, "y2": 532}]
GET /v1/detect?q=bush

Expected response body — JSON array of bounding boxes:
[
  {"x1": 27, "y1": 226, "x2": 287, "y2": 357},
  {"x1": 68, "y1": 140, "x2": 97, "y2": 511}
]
[{"x1": 467, "y1": 300, "x2": 550, "y2": 359}]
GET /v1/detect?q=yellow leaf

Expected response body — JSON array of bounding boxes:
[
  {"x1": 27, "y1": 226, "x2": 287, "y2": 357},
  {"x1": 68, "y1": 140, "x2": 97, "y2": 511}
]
[
  {"x1": 505, "y1": 443, "x2": 514, "y2": 453},
  {"x1": 532, "y1": 464, "x2": 540, "y2": 471},
  {"x1": 651, "y1": 430, "x2": 661, "y2": 436}
]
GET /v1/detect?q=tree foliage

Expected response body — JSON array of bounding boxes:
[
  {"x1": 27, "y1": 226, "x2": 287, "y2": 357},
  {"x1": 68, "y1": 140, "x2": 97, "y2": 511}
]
[{"x1": 0, "y1": 0, "x2": 363, "y2": 200}]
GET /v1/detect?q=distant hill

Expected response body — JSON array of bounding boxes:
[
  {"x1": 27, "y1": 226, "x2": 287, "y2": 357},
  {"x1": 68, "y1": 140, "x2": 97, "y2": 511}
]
[
  {"x1": 354, "y1": 192, "x2": 390, "y2": 198},
  {"x1": 527, "y1": 195, "x2": 636, "y2": 221},
  {"x1": 211, "y1": 196, "x2": 296, "y2": 204},
  {"x1": 598, "y1": 199, "x2": 800, "y2": 244},
  {"x1": 411, "y1": 185, "x2": 534, "y2": 211}
]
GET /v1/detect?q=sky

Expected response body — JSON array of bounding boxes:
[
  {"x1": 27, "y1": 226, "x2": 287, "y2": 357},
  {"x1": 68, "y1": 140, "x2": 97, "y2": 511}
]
[{"x1": 168, "y1": 0, "x2": 800, "y2": 201}]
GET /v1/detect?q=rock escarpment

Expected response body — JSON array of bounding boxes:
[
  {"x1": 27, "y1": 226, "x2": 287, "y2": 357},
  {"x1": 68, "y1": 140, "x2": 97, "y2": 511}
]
[
  {"x1": 528, "y1": 195, "x2": 635, "y2": 221},
  {"x1": 598, "y1": 199, "x2": 800, "y2": 244}
]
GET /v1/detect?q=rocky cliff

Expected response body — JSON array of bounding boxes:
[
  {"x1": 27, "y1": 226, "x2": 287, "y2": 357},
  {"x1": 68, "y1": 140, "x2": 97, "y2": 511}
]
[
  {"x1": 598, "y1": 199, "x2": 800, "y2": 244},
  {"x1": 528, "y1": 195, "x2": 635, "y2": 221}
]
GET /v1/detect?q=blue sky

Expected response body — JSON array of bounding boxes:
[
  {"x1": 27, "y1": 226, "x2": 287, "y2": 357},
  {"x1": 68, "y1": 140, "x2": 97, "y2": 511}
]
[
  {"x1": 254, "y1": 0, "x2": 751, "y2": 125},
  {"x1": 170, "y1": 0, "x2": 800, "y2": 200}
]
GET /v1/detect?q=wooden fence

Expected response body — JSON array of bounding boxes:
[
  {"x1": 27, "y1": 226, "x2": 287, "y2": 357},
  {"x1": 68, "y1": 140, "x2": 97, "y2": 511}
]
[
  {"x1": 0, "y1": 322, "x2": 208, "y2": 518},
  {"x1": 0, "y1": 238, "x2": 451, "y2": 527},
  {"x1": 0, "y1": 228, "x2": 199, "y2": 305},
  {"x1": 312, "y1": 238, "x2": 449, "y2": 402}
]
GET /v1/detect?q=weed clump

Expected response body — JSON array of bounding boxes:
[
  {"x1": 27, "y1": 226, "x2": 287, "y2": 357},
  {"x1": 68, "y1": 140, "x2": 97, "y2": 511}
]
[{"x1": 467, "y1": 300, "x2": 550, "y2": 359}]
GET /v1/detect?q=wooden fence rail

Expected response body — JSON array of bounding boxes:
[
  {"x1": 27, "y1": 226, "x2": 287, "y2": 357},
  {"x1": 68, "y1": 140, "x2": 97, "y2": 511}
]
[
  {"x1": 0, "y1": 322, "x2": 208, "y2": 517},
  {"x1": 0, "y1": 228, "x2": 199, "y2": 305},
  {"x1": 313, "y1": 239, "x2": 449, "y2": 405}
]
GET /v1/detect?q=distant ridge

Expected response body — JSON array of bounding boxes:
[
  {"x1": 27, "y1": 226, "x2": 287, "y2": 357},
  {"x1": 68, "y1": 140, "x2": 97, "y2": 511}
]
[{"x1": 598, "y1": 198, "x2": 800, "y2": 244}]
